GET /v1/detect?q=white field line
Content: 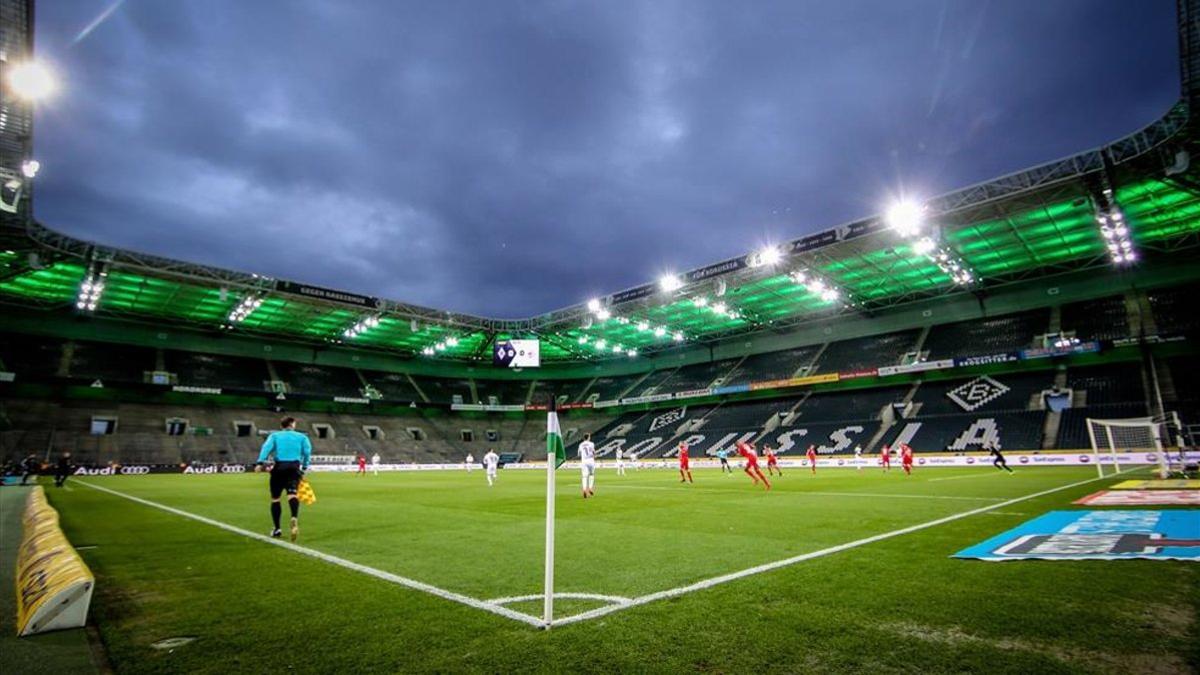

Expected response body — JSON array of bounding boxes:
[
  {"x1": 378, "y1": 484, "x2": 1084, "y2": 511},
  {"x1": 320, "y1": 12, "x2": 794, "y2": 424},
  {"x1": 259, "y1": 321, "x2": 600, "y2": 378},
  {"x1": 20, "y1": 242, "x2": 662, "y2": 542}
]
[
  {"x1": 488, "y1": 592, "x2": 632, "y2": 606},
  {"x1": 75, "y1": 480, "x2": 544, "y2": 628},
  {"x1": 604, "y1": 484, "x2": 1000, "y2": 502},
  {"x1": 551, "y1": 468, "x2": 1138, "y2": 627}
]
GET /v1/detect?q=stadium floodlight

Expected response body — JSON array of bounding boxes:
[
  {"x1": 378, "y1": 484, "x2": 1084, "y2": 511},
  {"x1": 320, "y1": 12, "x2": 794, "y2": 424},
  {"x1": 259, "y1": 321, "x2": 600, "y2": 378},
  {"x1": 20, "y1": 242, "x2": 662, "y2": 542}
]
[
  {"x1": 659, "y1": 274, "x2": 683, "y2": 293},
  {"x1": 226, "y1": 294, "x2": 265, "y2": 324},
  {"x1": 750, "y1": 245, "x2": 782, "y2": 268},
  {"x1": 586, "y1": 298, "x2": 601, "y2": 312},
  {"x1": 577, "y1": 336, "x2": 588, "y2": 344},
  {"x1": 446, "y1": 336, "x2": 459, "y2": 347},
  {"x1": 435, "y1": 342, "x2": 446, "y2": 351},
  {"x1": 672, "y1": 331, "x2": 685, "y2": 342},
  {"x1": 595, "y1": 339, "x2": 607, "y2": 350},
  {"x1": 596, "y1": 308, "x2": 612, "y2": 320},
  {"x1": 627, "y1": 348, "x2": 637, "y2": 357},
  {"x1": 912, "y1": 237, "x2": 937, "y2": 255},
  {"x1": 75, "y1": 268, "x2": 107, "y2": 313},
  {"x1": 21, "y1": 160, "x2": 40, "y2": 179},
  {"x1": 636, "y1": 321, "x2": 649, "y2": 332},
  {"x1": 653, "y1": 326, "x2": 666, "y2": 337},
  {"x1": 421, "y1": 346, "x2": 435, "y2": 356},
  {"x1": 712, "y1": 301, "x2": 728, "y2": 315},
  {"x1": 692, "y1": 296, "x2": 708, "y2": 307},
  {"x1": 343, "y1": 314, "x2": 382, "y2": 339},
  {"x1": 885, "y1": 200, "x2": 925, "y2": 237},
  {"x1": 7, "y1": 61, "x2": 59, "y2": 101}
]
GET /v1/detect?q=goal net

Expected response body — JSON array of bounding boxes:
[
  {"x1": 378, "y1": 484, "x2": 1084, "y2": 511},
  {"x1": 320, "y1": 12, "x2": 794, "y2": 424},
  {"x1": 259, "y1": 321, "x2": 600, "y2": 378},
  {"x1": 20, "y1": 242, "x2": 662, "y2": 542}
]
[{"x1": 1086, "y1": 415, "x2": 1175, "y2": 479}]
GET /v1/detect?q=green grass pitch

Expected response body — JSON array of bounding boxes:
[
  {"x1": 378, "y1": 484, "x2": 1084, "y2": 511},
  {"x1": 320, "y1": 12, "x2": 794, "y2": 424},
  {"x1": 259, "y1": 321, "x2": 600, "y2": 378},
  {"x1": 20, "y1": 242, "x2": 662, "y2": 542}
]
[{"x1": 41, "y1": 466, "x2": 1199, "y2": 673}]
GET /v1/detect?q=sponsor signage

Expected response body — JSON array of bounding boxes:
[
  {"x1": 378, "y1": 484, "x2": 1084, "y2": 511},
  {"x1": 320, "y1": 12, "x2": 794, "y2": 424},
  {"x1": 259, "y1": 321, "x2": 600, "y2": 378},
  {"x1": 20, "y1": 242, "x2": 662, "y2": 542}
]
[
  {"x1": 953, "y1": 352, "x2": 1020, "y2": 368},
  {"x1": 788, "y1": 230, "x2": 838, "y2": 254},
  {"x1": 277, "y1": 280, "x2": 381, "y2": 308},
  {"x1": 876, "y1": 359, "x2": 954, "y2": 377},
  {"x1": 687, "y1": 258, "x2": 745, "y2": 282},
  {"x1": 620, "y1": 393, "x2": 674, "y2": 405},
  {"x1": 1112, "y1": 479, "x2": 1200, "y2": 490},
  {"x1": 16, "y1": 487, "x2": 95, "y2": 636},
  {"x1": 749, "y1": 372, "x2": 840, "y2": 392},
  {"x1": 333, "y1": 396, "x2": 371, "y2": 404},
  {"x1": 1074, "y1": 490, "x2": 1200, "y2": 506},
  {"x1": 610, "y1": 284, "x2": 657, "y2": 305},
  {"x1": 672, "y1": 388, "x2": 713, "y2": 400},
  {"x1": 839, "y1": 369, "x2": 878, "y2": 380},
  {"x1": 172, "y1": 385, "x2": 222, "y2": 395},
  {"x1": 954, "y1": 510, "x2": 1200, "y2": 561},
  {"x1": 0, "y1": 371, "x2": 15, "y2": 382},
  {"x1": 524, "y1": 402, "x2": 594, "y2": 411},
  {"x1": 712, "y1": 384, "x2": 750, "y2": 395},
  {"x1": 1020, "y1": 340, "x2": 1100, "y2": 360}
]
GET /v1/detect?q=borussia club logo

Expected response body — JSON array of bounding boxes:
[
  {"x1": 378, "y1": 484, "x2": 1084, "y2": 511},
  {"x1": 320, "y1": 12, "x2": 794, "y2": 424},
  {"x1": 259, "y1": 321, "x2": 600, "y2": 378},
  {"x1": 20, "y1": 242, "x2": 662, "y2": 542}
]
[
  {"x1": 947, "y1": 375, "x2": 1010, "y2": 412},
  {"x1": 648, "y1": 408, "x2": 687, "y2": 432}
]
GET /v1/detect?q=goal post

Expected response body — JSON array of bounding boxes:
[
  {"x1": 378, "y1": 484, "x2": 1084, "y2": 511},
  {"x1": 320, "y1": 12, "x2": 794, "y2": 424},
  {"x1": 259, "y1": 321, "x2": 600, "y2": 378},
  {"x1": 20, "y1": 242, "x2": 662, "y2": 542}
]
[{"x1": 1086, "y1": 416, "x2": 1171, "y2": 479}]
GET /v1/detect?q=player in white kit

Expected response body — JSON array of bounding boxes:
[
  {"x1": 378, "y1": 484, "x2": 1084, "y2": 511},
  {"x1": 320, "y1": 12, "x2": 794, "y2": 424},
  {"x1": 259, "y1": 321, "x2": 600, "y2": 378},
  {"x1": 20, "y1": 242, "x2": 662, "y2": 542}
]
[
  {"x1": 482, "y1": 449, "x2": 499, "y2": 486},
  {"x1": 615, "y1": 447, "x2": 626, "y2": 476},
  {"x1": 853, "y1": 445, "x2": 863, "y2": 472},
  {"x1": 371, "y1": 452, "x2": 381, "y2": 476},
  {"x1": 578, "y1": 433, "x2": 597, "y2": 498},
  {"x1": 465, "y1": 453, "x2": 475, "y2": 472}
]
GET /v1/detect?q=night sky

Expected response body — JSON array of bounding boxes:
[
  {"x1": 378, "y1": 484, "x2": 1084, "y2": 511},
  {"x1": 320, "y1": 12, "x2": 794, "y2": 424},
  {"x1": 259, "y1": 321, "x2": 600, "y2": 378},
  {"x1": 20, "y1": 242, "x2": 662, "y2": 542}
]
[{"x1": 30, "y1": 0, "x2": 1180, "y2": 318}]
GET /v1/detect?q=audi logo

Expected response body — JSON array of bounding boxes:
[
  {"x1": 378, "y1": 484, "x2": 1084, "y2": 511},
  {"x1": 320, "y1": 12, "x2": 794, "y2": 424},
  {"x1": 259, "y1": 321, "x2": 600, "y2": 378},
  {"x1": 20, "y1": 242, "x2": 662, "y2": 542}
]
[
  {"x1": 1079, "y1": 455, "x2": 1091, "y2": 463},
  {"x1": 119, "y1": 466, "x2": 151, "y2": 475},
  {"x1": 1019, "y1": 456, "x2": 1030, "y2": 464},
  {"x1": 220, "y1": 465, "x2": 246, "y2": 473}
]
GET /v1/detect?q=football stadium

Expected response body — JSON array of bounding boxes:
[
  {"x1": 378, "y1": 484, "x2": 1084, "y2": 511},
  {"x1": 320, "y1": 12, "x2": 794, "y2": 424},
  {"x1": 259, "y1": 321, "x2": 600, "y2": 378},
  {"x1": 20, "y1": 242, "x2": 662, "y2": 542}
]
[{"x1": 2, "y1": 0, "x2": 1199, "y2": 672}]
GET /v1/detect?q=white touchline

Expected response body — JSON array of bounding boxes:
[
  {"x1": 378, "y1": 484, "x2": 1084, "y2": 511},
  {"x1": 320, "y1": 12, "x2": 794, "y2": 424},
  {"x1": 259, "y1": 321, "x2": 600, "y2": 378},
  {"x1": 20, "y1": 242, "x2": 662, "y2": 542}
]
[
  {"x1": 550, "y1": 468, "x2": 1140, "y2": 627},
  {"x1": 74, "y1": 480, "x2": 545, "y2": 628}
]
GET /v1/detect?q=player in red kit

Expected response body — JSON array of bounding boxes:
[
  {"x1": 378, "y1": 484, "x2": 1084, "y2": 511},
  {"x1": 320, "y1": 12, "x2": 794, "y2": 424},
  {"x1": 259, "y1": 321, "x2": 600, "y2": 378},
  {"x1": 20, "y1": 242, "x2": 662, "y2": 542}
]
[
  {"x1": 678, "y1": 442, "x2": 693, "y2": 483},
  {"x1": 764, "y1": 444, "x2": 782, "y2": 476},
  {"x1": 356, "y1": 453, "x2": 367, "y2": 476},
  {"x1": 805, "y1": 444, "x2": 818, "y2": 475},
  {"x1": 880, "y1": 444, "x2": 891, "y2": 472},
  {"x1": 736, "y1": 441, "x2": 770, "y2": 490},
  {"x1": 900, "y1": 443, "x2": 914, "y2": 475}
]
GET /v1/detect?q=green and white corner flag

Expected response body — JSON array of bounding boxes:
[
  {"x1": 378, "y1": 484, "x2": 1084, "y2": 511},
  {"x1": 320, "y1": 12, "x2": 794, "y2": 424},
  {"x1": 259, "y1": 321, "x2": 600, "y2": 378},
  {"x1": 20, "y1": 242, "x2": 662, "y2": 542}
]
[
  {"x1": 547, "y1": 401, "x2": 566, "y2": 469},
  {"x1": 544, "y1": 398, "x2": 565, "y2": 628}
]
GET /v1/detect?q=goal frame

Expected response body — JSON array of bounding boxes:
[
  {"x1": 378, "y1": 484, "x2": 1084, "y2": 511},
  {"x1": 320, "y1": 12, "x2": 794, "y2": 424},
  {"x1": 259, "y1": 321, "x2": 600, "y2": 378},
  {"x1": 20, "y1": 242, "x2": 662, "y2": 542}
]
[{"x1": 1085, "y1": 414, "x2": 1176, "y2": 479}]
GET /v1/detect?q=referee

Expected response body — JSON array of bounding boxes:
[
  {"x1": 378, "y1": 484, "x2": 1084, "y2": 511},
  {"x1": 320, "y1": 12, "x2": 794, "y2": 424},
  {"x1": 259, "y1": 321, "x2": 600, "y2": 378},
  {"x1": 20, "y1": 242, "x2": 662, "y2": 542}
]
[{"x1": 256, "y1": 416, "x2": 313, "y2": 541}]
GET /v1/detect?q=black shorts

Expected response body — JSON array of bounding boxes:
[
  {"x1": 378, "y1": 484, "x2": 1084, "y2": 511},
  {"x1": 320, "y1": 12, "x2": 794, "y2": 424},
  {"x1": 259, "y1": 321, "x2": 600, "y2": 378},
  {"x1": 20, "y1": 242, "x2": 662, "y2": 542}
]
[
  {"x1": 270, "y1": 461, "x2": 303, "y2": 498},
  {"x1": 719, "y1": 457, "x2": 729, "y2": 465}
]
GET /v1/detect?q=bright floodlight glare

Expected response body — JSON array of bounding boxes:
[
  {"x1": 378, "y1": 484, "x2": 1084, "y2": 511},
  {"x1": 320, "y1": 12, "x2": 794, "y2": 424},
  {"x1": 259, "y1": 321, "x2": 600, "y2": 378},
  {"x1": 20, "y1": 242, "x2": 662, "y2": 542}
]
[
  {"x1": 577, "y1": 336, "x2": 588, "y2": 344},
  {"x1": 596, "y1": 308, "x2": 612, "y2": 320},
  {"x1": 753, "y1": 245, "x2": 782, "y2": 267},
  {"x1": 659, "y1": 274, "x2": 683, "y2": 292},
  {"x1": 653, "y1": 326, "x2": 666, "y2": 337},
  {"x1": 627, "y1": 349, "x2": 637, "y2": 357},
  {"x1": 913, "y1": 237, "x2": 937, "y2": 255},
  {"x1": 636, "y1": 321, "x2": 649, "y2": 331},
  {"x1": 672, "y1": 331, "x2": 684, "y2": 342},
  {"x1": 21, "y1": 160, "x2": 40, "y2": 179},
  {"x1": 595, "y1": 339, "x2": 607, "y2": 349},
  {"x1": 692, "y1": 296, "x2": 708, "y2": 307},
  {"x1": 586, "y1": 298, "x2": 601, "y2": 312},
  {"x1": 885, "y1": 200, "x2": 924, "y2": 237},
  {"x1": 8, "y1": 61, "x2": 58, "y2": 101}
]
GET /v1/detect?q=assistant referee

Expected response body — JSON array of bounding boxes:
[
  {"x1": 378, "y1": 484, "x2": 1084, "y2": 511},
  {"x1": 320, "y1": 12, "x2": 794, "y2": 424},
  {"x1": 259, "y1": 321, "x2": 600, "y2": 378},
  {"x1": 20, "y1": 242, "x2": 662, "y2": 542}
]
[{"x1": 256, "y1": 416, "x2": 313, "y2": 541}]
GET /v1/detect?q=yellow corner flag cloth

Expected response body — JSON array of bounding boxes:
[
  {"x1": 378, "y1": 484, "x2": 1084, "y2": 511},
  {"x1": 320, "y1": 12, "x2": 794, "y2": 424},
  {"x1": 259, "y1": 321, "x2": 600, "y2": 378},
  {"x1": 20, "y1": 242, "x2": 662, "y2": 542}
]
[{"x1": 297, "y1": 478, "x2": 316, "y2": 505}]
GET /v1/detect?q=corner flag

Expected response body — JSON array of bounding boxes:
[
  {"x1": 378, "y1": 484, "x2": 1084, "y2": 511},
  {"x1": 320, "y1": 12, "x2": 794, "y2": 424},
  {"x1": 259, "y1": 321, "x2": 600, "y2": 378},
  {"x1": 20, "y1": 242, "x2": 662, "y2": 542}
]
[
  {"x1": 543, "y1": 398, "x2": 564, "y2": 628},
  {"x1": 547, "y1": 400, "x2": 566, "y2": 469}
]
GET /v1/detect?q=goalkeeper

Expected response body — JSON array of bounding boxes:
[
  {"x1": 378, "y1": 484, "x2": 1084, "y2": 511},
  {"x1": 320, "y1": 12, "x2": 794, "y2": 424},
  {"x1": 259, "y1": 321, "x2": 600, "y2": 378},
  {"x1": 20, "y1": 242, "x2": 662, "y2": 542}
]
[{"x1": 256, "y1": 416, "x2": 313, "y2": 541}]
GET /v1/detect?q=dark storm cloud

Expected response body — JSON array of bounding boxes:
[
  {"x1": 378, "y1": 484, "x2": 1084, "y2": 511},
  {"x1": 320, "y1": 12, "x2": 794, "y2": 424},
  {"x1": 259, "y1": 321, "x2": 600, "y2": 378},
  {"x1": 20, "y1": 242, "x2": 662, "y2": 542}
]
[{"x1": 31, "y1": 0, "x2": 1179, "y2": 318}]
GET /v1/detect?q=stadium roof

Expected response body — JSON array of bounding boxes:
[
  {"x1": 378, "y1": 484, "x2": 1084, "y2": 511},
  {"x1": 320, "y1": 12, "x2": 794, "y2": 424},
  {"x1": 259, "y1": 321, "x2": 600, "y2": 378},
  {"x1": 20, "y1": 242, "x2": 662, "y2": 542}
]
[{"x1": 3, "y1": 0, "x2": 1200, "y2": 364}]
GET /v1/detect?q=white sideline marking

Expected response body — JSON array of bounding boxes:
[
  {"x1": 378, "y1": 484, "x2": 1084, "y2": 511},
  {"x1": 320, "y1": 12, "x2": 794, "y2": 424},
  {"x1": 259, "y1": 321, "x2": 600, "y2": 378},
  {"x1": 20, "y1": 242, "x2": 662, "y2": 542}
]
[
  {"x1": 550, "y1": 468, "x2": 1138, "y2": 627},
  {"x1": 74, "y1": 480, "x2": 544, "y2": 628}
]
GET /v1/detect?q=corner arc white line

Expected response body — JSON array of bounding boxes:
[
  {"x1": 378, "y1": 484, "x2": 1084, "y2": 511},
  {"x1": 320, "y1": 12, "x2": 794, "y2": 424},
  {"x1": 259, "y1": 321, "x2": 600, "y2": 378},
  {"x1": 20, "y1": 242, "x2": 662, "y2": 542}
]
[
  {"x1": 74, "y1": 480, "x2": 545, "y2": 628},
  {"x1": 488, "y1": 592, "x2": 632, "y2": 606},
  {"x1": 551, "y1": 469, "x2": 1138, "y2": 627}
]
